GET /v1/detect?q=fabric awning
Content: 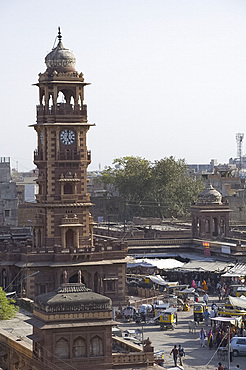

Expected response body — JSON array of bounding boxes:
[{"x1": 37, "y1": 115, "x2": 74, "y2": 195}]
[
  {"x1": 211, "y1": 316, "x2": 242, "y2": 326},
  {"x1": 222, "y1": 263, "x2": 246, "y2": 277},
  {"x1": 177, "y1": 260, "x2": 232, "y2": 273},
  {"x1": 180, "y1": 287, "x2": 195, "y2": 294},
  {"x1": 127, "y1": 258, "x2": 184, "y2": 270},
  {"x1": 229, "y1": 295, "x2": 246, "y2": 310},
  {"x1": 146, "y1": 275, "x2": 168, "y2": 285}
]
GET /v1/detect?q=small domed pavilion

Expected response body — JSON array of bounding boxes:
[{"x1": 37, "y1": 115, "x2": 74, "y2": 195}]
[
  {"x1": 30, "y1": 283, "x2": 116, "y2": 369},
  {"x1": 191, "y1": 182, "x2": 231, "y2": 240}
]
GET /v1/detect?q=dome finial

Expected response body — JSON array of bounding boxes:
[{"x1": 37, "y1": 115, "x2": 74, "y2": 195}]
[{"x1": 58, "y1": 26, "x2": 62, "y2": 42}]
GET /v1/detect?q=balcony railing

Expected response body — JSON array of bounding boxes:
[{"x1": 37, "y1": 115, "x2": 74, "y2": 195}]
[
  {"x1": 58, "y1": 151, "x2": 80, "y2": 160},
  {"x1": 87, "y1": 150, "x2": 91, "y2": 163},
  {"x1": 61, "y1": 216, "x2": 79, "y2": 224},
  {"x1": 34, "y1": 150, "x2": 90, "y2": 163},
  {"x1": 61, "y1": 195, "x2": 79, "y2": 202},
  {"x1": 37, "y1": 103, "x2": 87, "y2": 116},
  {"x1": 34, "y1": 150, "x2": 43, "y2": 161}
]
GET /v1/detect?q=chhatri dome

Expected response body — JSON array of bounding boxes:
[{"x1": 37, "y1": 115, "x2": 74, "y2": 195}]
[
  {"x1": 197, "y1": 182, "x2": 222, "y2": 205},
  {"x1": 34, "y1": 283, "x2": 111, "y2": 313},
  {"x1": 45, "y1": 27, "x2": 76, "y2": 73}
]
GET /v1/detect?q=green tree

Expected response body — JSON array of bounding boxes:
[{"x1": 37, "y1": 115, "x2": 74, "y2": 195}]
[
  {"x1": 151, "y1": 157, "x2": 204, "y2": 218},
  {"x1": 0, "y1": 288, "x2": 18, "y2": 320},
  {"x1": 101, "y1": 156, "x2": 152, "y2": 219},
  {"x1": 100, "y1": 156, "x2": 204, "y2": 220}
]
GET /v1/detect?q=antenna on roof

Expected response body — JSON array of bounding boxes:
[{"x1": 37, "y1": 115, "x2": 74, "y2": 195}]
[{"x1": 236, "y1": 133, "x2": 244, "y2": 170}]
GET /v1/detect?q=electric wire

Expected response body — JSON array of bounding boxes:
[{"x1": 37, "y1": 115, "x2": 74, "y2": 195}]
[
  {"x1": 205, "y1": 331, "x2": 228, "y2": 366},
  {"x1": 3, "y1": 263, "x2": 28, "y2": 292}
]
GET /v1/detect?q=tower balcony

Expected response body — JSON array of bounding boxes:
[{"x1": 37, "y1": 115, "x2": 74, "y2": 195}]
[
  {"x1": 58, "y1": 151, "x2": 80, "y2": 160},
  {"x1": 60, "y1": 194, "x2": 79, "y2": 202},
  {"x1": 35, "y1": 194, "x2": 46, "y2": 203},
  {"x1": 61, "y1": 215, "x2": 80, "y2": 224},
  {"x1": 87, "y1": 150, "x2": 91, "y2": 164},
  {"x1": 36, "y1": 103, "x2": 87, "y2": 117},
  {"x1": 34, "y1": 149, "x2": 43, "y2": 161}
]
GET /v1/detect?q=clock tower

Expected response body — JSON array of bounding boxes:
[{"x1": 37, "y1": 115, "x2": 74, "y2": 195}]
[
  {"x1": 33, "y1": 28, "x2": 94, "y2": 250},
  {"x1": 0, "y1": 29, "x2": 127, "y2": 306}
]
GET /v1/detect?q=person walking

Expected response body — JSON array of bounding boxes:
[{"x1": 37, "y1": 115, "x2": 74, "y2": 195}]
[
  {"x1": 210, "y1": 308, "x2": 215, "y2": 325},
  {"x1": 199, "y1": 328, "x2": 206, "y2": 347},
  {"x1": 203, "y1": 292, "x2": 208, "y2": 306},
  {"x1": 217, "y1": 362, "x2": 225, "y2": 370},
  {"x1": 178, "y1": 344, "x2": 185, "y2": 366},
  {"x1": 170, "y1": 344, "x2": 178, "y2": 367},
  {"x1": 204, "y1": 308, "x2": 210, "y2": 326},
  {"x1": 208, "y1": 329, "x2": 213, "y2": 349}
]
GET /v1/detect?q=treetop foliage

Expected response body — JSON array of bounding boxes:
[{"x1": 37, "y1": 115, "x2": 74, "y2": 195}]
[
  {"x1": 0, "y1": 287, "x2": 18, "y2": 320},
  {"x1": 100, "y1": 156, "x2": 204, "y2": 219}
]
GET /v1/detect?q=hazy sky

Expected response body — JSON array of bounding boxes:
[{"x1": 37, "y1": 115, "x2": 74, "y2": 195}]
[{"x1": 1, "y1": 0, "x2": 246, "y2": 172}]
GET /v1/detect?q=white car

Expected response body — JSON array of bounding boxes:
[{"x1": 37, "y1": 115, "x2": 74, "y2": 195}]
[{"x1": 231, "y1": 337, "x2": 246, "y2": 356}]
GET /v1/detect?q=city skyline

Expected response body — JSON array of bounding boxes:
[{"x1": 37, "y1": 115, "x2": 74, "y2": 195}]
[{"x1": 1, "y1": 0, "x2": 246, "y2": 171}]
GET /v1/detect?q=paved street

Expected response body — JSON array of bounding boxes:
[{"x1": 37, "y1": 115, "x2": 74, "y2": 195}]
[{"x1": 120, "y1": 297, "x2": 246, "y2": 369}]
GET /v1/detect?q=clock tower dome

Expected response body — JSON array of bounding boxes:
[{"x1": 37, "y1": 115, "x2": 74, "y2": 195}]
[{"x1": 33, "y1": 28, "x2": 94, "y2": 250}]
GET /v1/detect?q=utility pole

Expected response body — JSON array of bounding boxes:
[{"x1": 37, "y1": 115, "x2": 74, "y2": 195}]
[{"x1": 228, "y1": 325, "x2": 230, "y2": 370}]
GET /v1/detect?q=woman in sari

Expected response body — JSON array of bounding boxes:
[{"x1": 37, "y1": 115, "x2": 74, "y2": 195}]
[{"x1": 208, "y1": 329, "x2": 213, "y2": 349}]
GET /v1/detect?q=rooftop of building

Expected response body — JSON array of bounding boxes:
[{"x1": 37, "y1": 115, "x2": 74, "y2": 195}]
[
  {"x1": 34, "y1": 283, "x2": 111, "y2": 314},
  {"x1": 0, "y1": 308, "x2": 33, "y2": 350}
]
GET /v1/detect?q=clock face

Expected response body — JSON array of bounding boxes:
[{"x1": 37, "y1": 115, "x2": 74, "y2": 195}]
[{"x1": 60, "y1": 130, "x2": 76, "y2": 145}]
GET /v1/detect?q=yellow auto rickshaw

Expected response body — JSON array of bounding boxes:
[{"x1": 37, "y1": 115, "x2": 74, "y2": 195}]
[
  {"x1": 237, "y1": 286, "x2": 246, "y2": 297},
  {"x1": 194, "y1": 302, "x2": 207, "y2": 323},
  {"x1": 159, "y1": 307, "x2": 177, "y2": 330}
]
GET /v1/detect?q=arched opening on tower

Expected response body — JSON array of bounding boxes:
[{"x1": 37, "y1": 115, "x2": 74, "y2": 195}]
[
  {"x1": 90, "y1": 336, "x2": 103, "y2": 356},
  {"x1": 64, "y1": 183, "x2": 73, "y2": 194},
  {"x1": 48, "y1": 95, "x2": 53, "y2": 109},
  {"x1": 57, "y1": 91, "x2": 65, "y2": 104},
  {"x1": 205, "y1": 219, "x2": 210, "y2": 233},
  {"x1": 195, "y1": 218, "x2": 200, "y2": 237},
  {"x1": 37, "y1": 229, "x2": 42, "y2": 247},
  {"x1": 70, "y1": 96, "x2": 75, "y2": 107},
  {"x1": 55, "y1": 338, "x2": 69, "y2": 359},
  {"x1": 65, "y1": 229, "x2": 74, "y2": 247},
  {"x1": 220, "y1": 218, "x2": 225, "y2": 235},
  {"x1": 69, "y1": 272, "x2": 84, "y2": 284},
  {"x1": 94, "y1": 272, "x2": 99, "y2": 293},
  {"x1": 212, "y1": 217, "x2": 218, "y2": 236},
  {"x1": 41, "y1": 94, "x2": 45, "y2": 105},
  {"x1": 73, "y1": 337, "x2": 86, "y2": 358}
]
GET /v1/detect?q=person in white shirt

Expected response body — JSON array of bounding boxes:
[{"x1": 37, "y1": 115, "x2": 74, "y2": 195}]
[
  {"x1": 210, "y1": 308, "x2": 215, "y2": 325},
  {"x1": 203, "y1": 293, "x2": 208, "y2": 305}
]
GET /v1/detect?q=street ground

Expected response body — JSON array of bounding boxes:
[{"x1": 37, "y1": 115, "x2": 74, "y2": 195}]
[{"x1": 120, "y1": 295, "x2": 245, "y2": 369}]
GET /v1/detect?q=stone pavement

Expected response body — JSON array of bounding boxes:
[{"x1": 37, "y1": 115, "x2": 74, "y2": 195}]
[{"x1": 120, "y1": 296, "x2": 245, "y2": 369}]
